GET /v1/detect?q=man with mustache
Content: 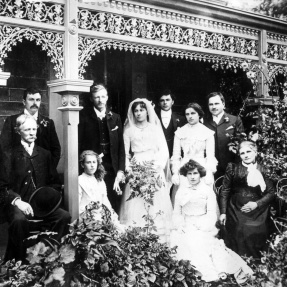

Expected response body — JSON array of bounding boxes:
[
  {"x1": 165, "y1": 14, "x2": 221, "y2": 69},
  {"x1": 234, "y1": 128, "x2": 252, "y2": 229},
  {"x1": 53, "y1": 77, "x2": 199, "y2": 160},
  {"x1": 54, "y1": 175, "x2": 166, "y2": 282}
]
[
  {"x1": 0, "y1": 115, "x2": 70, "y2": 262},
  {"x1": 203, "y1": 92, "x2": 244, "y2": 179},
  {"x1": 0, "y1": 87, "x2": 61, "y2": 168}
]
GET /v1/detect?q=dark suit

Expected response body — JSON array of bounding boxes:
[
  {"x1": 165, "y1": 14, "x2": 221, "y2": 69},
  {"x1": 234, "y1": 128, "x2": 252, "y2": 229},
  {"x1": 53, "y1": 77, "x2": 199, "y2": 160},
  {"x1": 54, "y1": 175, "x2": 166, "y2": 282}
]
[
  {"x1": 204, "y1": 112, "x2": 244, "y2": 178},
  {"x1": 156, "y1": 109, "x2": 186, "y2": 157},
  {"x1": 0, "y1": 112, "x2": 61, "y2": 168},
  {"x1": 78, "y1": 107, "x2": 125, "y2": 212},
  {"x1": 0, "y1": 145, "x2": 70, "y2": 262}
]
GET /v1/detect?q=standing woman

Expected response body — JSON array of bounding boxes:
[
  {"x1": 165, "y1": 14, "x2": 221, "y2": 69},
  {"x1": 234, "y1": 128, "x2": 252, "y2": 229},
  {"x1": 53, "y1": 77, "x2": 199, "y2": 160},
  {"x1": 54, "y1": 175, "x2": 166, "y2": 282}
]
[
  {"x1": 119, "y1": 99, "x2": 173, "y2": 243},
  {"x1": 171, "y1": 103, "x2": 217, "y2": 204},
  {"x1": 219, "y1": 141, "x2": 275, "y2": 258}
]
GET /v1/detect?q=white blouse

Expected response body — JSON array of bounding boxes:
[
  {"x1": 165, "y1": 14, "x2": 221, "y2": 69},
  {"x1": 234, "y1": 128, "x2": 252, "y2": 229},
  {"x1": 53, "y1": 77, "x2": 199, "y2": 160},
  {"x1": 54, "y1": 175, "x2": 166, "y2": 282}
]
[{"x1": 172, "y1": 123, "x2": 217, "y2": 174}]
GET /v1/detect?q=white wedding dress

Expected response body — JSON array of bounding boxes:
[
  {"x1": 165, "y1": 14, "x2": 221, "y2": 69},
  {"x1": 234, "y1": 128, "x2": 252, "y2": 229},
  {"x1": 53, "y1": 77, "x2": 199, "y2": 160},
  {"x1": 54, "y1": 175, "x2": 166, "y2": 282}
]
[
  {"x1": 119, "y1": 122, "x2": 173, "y2": 243},
  {"x1": 170, "y1": 180, "x2": 253, "y2": 282}
]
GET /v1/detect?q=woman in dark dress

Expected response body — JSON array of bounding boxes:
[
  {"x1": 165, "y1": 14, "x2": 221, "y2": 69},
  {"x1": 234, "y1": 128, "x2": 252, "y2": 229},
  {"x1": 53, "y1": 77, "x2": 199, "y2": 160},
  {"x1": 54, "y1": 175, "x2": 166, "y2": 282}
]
[{"x1": 219, "y1": 141, "x2": 275, "y2": 258}]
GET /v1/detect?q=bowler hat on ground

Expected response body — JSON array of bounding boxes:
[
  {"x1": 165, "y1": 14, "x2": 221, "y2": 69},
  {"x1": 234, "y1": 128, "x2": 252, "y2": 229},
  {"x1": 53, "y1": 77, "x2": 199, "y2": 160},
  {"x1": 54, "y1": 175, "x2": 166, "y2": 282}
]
[{"x1": 29, "y1": 186, "x2": 62, "y2": 218}]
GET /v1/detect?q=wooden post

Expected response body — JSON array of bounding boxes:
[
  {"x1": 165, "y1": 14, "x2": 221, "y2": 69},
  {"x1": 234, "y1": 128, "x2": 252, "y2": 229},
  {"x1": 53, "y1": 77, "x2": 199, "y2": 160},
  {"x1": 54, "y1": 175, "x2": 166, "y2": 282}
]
[{"x1": 258, "y1": 29, "x2": 268, "y2": 98}]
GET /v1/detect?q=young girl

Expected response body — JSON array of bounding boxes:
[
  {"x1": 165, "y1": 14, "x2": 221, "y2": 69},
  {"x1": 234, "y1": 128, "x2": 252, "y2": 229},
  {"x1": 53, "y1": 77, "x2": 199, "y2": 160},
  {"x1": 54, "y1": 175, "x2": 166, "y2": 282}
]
[{"x1": 78, "y1": 150, "x2": 123, "y2": 231}]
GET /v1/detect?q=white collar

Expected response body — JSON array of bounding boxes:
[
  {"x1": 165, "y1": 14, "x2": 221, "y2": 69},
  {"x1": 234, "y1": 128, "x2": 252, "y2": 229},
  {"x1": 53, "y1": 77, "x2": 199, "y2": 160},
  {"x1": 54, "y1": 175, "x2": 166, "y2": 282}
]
[
  {"x1": 24, "y1": 109, "x2": 38, "y2": 121},
  {"x1": 212, "y1": 111, "x2": 224, "y2": 119},
  {"x1": 161, "y1": 109, "x2": 172, "y2": 117},
  {"x1": 21, "y1": 140, "x2": 35, "y2": 155},
  {"x1": 94, "y1": 107, "x2": 106, "y2": 118}
]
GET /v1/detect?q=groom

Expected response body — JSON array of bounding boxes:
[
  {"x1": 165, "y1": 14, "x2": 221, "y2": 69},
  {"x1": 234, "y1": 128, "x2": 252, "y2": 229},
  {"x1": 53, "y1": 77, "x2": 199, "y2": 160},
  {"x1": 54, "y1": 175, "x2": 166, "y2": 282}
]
[{"x1": 78, "y1": 84, "x2": 125, "y2": 213}]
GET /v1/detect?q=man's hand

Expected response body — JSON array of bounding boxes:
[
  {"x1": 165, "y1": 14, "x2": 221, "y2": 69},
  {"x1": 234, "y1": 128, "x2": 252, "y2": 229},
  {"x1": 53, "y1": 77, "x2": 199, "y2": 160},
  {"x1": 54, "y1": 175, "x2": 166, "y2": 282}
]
[
  {"x1": 219, "y1": 214, "x2": 226, "y2": 225},
  {"x1": 113, "y1": 171, "x2": 124, "y2": 195},
  {"x1": 15, "y1": 199, "x2": 34, "y2": 217},
  {"x1": 241, "y1": 201, "x2": 257, "y2": 213}
]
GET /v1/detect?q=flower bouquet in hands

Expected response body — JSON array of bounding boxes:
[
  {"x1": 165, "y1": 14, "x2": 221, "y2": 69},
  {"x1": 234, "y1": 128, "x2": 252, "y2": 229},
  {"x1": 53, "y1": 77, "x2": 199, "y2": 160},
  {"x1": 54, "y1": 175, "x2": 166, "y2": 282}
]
[{"x1": 125, "y1": 158, "x2": 162, "y2": 205}]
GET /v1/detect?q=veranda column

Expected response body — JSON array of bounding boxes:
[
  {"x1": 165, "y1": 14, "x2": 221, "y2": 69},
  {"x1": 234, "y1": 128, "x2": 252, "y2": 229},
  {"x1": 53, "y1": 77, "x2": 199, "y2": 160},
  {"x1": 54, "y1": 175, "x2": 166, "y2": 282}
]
[
  {"x1": 0, "y1": 72, "x2": 10, "y2": 86},
  {"x1": 48, "y1": 0, "x2": 93, "y2": 220},
  {"x1": 258, "y1": 30, "x2": 269, "y2": 99}
]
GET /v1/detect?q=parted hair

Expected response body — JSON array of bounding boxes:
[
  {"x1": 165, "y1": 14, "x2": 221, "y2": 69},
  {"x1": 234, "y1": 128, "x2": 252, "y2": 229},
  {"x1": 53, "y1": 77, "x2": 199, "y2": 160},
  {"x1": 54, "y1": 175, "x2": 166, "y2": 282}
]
[
  {"x1": 131, "y1": 101, "x2": 148, "y2": 114},
  {"x1": 15, "y1": 114, "x2": 38, "y2": 133},
  {"x1": 206, "y1": 92, "x2": 225, "y2": 105},
  {"x1": 239, "y1": 140, "x2": 258, "y2": 153},
  {"x1": 184, "y1": 102, "x2": 205, "y2": 119},
  {"x1": 179, "y1": 159, "x2": 207, "y2": 177},
  {"x1": 90, "y1": 83, "x2": 107, "y2": 94},
  {"x1": 79, "y1": 150, "x2": 106, "y2": 181}
]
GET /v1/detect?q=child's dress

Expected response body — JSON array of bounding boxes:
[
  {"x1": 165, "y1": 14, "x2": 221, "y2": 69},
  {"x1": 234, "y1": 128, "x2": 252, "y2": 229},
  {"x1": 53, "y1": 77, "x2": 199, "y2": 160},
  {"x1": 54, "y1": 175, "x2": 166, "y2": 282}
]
[{"x1": 78, "y1": 173, "x2": 123, "y2": 231}]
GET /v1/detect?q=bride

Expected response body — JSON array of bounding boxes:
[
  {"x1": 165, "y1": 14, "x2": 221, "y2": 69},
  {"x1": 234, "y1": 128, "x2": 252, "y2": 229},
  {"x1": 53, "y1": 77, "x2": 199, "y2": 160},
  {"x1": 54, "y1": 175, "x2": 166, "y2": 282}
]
[
  {"x1": 119, "y1": 98, "x2": 173, "y2": 243},
  {"x1": 171, "y1": 159, "x2": 253, "y2": 283}
]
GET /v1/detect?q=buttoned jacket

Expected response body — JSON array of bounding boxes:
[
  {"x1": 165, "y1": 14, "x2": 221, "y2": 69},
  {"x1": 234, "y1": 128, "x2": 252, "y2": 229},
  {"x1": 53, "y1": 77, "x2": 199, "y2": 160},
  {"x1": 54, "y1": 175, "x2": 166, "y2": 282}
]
[
  {"x1": 203, "y1": 112, "x2": 244, "y2": 172},
  {"x1": 78, "y1": 106, "x2": 125, "y2": 173}
]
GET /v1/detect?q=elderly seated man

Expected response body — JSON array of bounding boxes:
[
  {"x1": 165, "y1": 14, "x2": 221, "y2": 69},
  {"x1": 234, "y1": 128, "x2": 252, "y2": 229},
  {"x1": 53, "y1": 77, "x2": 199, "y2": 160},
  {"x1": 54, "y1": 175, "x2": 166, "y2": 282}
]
[{"x1": 0, "y1": 114, "x2": 71, "y2": 262}]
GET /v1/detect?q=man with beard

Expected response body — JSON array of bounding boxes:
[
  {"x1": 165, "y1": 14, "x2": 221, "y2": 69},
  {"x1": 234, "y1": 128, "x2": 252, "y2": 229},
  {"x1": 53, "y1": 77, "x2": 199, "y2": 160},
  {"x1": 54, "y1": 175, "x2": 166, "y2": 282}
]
[
  {"x1": 203, "y1": 92, "x2": 244, "y2": 179},
  {"x1": 0, "y1": 87, "x2": 61, "y2": 168}
]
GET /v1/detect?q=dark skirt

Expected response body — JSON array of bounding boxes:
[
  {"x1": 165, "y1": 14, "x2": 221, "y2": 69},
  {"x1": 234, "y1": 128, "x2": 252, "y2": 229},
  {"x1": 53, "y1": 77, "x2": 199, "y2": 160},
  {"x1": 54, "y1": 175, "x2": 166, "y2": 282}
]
[{"x1": 225, "y1": 188, "x2": 270, "y2": 258}]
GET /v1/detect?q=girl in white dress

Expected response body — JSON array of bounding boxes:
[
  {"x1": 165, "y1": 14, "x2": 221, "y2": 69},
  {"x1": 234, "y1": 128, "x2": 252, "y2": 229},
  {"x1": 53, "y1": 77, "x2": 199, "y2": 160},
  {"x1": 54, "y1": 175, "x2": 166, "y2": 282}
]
[
  {"x1": 171, "y1": 159, "x2": 253, "y2": 283},
  {"x1": 119, "y1": 99, "x2": 173, "y2": 243},
  {"x1": 171, "y1": 103, "x2": 217, "y2": 205},
  {"x1": 78, "y1": 150, "x2": 123, "y2": 231}
]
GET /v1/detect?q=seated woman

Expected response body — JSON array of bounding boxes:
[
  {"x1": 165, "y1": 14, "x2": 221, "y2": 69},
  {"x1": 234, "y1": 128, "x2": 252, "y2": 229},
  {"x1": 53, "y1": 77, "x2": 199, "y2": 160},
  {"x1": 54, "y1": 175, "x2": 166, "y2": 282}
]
[
  {"x1": 171, "y1": 159, "x2": 253, "y2": 283},
  {"x1": 219, "y1": 141, "x2": 275, "y2": 258},
  {"x1": 78, "y1": 150, "x2": 124, "y2": 232}
]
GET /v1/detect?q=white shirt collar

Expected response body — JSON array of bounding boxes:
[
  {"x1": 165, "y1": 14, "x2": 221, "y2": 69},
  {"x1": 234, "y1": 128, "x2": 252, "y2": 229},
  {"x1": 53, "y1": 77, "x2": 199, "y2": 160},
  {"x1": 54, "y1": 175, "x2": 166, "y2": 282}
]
[
  {"x1": 212, "y1": 111, "x2": 224, "y2": 124},
  {"x1": 94, "y1": 107, "x2": 106, "y2": 119},
  {"x1": 21, "y1": 140, "x2": 35, "y2": 156},
  {"x1": 161, "y1": 109, "x2": 172, "y2": 117},
  {"x1": 24, "y1": 109, "x2": 38, "y2": 121}
]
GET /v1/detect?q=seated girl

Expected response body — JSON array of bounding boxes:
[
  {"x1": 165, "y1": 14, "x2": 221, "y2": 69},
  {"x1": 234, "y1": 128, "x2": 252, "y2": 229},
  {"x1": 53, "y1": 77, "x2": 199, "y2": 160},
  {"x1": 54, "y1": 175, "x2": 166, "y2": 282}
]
[
  {"x1": 78, "y1": 150, "x2": 124, "y2": 232},
  {"x1": 170, "y1": 159, "x2": 253, "y2": 283}
]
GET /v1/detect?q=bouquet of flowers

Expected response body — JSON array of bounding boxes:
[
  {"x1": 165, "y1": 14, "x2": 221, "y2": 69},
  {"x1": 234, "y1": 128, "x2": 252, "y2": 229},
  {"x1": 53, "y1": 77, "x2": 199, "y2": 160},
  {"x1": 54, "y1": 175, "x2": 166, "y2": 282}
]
[{"x1": 125, "y1": 158, "x2": 162, "y2": 205}]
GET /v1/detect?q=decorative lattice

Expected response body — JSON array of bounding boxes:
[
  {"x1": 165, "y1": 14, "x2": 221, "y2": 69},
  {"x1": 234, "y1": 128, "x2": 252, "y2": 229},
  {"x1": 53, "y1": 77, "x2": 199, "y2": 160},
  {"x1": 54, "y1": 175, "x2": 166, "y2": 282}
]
[
  {"x1": 267, "y1": 43, "x2": 287, "y2": 61},
  {"x1": 78, "y1": 36, "x2": 250, "y2": 79},
  {"x1": 0, "y1": 0, "x2": 64, "y2": 25},
  {"x1": 78, "y1": 10, "x2": 258, "y2": 57},
  {"x1": 0, "y1": 25, "x2": 64, "y2": 79}
]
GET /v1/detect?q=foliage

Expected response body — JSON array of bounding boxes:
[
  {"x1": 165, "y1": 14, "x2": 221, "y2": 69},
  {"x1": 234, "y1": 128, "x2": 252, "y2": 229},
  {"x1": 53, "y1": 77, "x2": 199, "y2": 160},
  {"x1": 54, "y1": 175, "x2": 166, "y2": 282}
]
[
  {"x1": 252, "y1": 0, "x2": 287, "y2": 20},
  {"x1": 247, "y1": 223, "x2": 287, "y2": 287},
  {"x1": 125, "y1": 158, "x2": 162, "y2": 205},
  {"x1": 247, "y1": 100, "x2": 287, "y2": 181}
]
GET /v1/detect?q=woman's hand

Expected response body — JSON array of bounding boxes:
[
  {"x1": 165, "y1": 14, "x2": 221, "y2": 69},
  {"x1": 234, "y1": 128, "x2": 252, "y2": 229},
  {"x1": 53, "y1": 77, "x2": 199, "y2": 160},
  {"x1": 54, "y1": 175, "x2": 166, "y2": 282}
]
[
  {"x1": 219, "y1": 214, "x2": 226, "y2": 225},
  {"x1": 241, "y1": 201, "x2": 258, "y2": 213}
]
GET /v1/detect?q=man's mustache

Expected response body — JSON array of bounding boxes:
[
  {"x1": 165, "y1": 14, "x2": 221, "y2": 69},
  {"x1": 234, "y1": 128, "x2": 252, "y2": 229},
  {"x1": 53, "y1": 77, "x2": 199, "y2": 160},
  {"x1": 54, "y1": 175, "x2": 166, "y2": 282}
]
[{"x1": 30, "y1": 105, "x2": 39, "y2": 109}]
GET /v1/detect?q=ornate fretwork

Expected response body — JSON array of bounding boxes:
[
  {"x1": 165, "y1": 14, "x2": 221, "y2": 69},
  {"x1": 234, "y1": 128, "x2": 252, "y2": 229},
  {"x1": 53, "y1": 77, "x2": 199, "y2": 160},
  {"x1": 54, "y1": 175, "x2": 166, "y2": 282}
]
[
  {"x1": 267, "y1": 43, "x2": 287, "y2": 61},
  {"x1": 78, "y1": 10, "x2": 258, "y2": 57},
  {"x1": 90, "y1": 1, "x2": 258, "y2": 37},
  {"x1": 268, "y1": 64, "x2": 287, "y2": 81},
  {"x1": 0, "y1": 25, "x2": 64, "y2": 79},
  {"x1": 78, "y1": 36, "x2": 250, "y2": 79},
  {"x1": 0, "y1": 0, "x2": 64, "y2": 25}
]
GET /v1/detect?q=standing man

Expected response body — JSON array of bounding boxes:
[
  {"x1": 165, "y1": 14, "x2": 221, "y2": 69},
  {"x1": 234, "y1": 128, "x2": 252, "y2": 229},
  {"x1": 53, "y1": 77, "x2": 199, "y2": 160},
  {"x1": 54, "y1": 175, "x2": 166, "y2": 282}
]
[
  {"x1": 78, "y1": 84, "x2": 125, "y2": 213},
  {"x1": 204, "y1": 92, "x2": 244, "y2": 179},
  {"x1": 0, "y1": 115, "x2": 70, "y2": 262},
  {"x1": 0, "y1": 87, "x2": 61, "y2": 168},
  {"x1": 156, "y1": 89, "x2": 186, "y2": 157}
]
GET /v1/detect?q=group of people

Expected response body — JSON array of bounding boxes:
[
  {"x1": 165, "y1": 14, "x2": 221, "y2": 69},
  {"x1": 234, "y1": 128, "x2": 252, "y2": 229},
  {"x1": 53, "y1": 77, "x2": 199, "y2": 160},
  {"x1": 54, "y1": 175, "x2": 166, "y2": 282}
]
[{"x1": 0, "y1": 85, "x2": 275, "y2": 283}]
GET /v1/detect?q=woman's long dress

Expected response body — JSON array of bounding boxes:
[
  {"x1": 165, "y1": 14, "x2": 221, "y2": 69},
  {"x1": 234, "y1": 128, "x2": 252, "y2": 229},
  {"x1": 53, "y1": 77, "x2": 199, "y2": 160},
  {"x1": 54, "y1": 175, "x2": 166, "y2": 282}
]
[
  {"x1": 119, "y1": 123, "x2": 173, "y2": 242},
  {"x1": 78, "y1": 173, "x2": 124, "y2": 231},
  {"x1": 171, "y1": 181, "x2": 253, "y2": 282},
  {"x1": 220, "y1": 163, "x2": 275, "y2": 258},
  {"x1": 171, "y1": 123, "x2": 218, "y2": 204}
]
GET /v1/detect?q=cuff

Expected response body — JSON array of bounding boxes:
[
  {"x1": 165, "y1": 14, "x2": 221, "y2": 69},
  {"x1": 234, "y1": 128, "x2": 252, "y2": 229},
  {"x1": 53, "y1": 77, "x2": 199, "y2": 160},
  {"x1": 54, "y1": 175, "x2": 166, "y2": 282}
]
[{"x1": 11, "y1": 197, "x2": 20, "y2": 206}]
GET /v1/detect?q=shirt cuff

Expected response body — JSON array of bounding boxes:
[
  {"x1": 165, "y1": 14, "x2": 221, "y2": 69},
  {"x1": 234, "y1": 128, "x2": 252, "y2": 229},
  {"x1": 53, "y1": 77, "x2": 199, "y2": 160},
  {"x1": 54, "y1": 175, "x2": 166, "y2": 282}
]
[{"x1": 11, "y1": 197, "x2": 20, "y2": 206}]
